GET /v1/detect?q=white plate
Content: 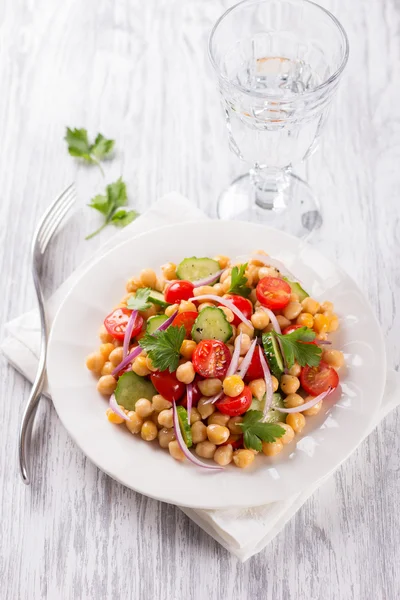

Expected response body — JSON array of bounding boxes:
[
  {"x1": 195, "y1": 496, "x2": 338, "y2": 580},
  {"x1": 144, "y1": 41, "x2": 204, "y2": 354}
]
[{"x1": 47, "y1": 221, "x2": 386, "y2": 509}]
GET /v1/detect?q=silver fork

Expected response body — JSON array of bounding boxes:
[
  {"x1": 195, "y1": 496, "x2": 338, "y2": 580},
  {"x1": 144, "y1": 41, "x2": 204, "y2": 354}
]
[{"x1": 19, "y1": 183, "x2": 76, "y2": 484}]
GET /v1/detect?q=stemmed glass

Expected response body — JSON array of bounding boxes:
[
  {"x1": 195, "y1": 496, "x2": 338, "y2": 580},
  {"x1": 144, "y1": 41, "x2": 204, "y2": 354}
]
[{"x1": 209, "y1": 0, "x2": 349, "y2": 237}]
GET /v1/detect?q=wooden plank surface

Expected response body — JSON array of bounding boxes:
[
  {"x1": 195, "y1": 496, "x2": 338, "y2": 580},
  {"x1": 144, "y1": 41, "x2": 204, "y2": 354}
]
[{"x1": 0, "y1": 0, "x2": 399, "y2": 598}]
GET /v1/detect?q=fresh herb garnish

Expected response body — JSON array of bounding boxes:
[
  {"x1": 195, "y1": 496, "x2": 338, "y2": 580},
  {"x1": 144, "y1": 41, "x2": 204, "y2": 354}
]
[
  {"x1": 239, "y1": 410, "x2": 285, "y2": 452},
  {"x1": 86, "y1": 177, "x2": 139, "y2": 239},
  {"x1": 228, "y1": 263, "x2": 251, "y2": 297},
  {"x1": 65, "y1": 128, "x2": 114, "y2": 174},
  {"x1": 273, "y1": 326, "x2": 322, "y2": 368},
  {"x1": 127, "y1": 288, "x2": 152, "y2": 312},
  {"x1": 139, "y1": 326, "x2": 186, "y2": 372}
]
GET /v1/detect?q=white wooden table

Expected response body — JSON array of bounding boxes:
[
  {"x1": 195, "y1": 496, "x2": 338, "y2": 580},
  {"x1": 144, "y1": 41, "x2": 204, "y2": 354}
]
[{"x1": 1, "y1": 0, "x2": 399, "y2": 598}]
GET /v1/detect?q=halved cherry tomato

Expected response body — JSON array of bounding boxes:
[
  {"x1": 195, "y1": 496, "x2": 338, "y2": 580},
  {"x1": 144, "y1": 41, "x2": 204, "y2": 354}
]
[
  {"x1": 300, "y1": 361, "x2": 339, "y2": 396},
  {"x1": 221, "y1": 434, "x2": 243, "y2": 450},
  {"x1": 192, "y1": 340, "x2": 231, "y2": 379},
  {"x1": 172, "y1": 311, "x2": 198, "y2": 338},
  {"x1": 104, "y1": 308, "x2": 144, "y2": 341},
  {"x1": 165, "y1": 280, "x2": 194, "y2": 304},
  {"x1": 244, "y1": 349, "x2": 264, "y2": 382},
  {"x1": 179, "y1": 380, "x2": 202, "y2": 408},
  {"x1": 216, "y1": 386, "x2": 252, "y2": 416},
  {"x1": 223, "y1": 294, "x2": 253, "y2": 327},
  {"x1": 256, "y1": 277, "x2": 291, "y2": 311},
  {"x1": 150, "y1": 370, "x2": 186, "y2": 403}
]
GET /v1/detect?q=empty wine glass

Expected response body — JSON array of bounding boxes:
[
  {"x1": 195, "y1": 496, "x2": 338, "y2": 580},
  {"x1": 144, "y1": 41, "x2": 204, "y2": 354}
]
[{"x1": 209, "y1": 0, "x2": 349, "y2": 237}]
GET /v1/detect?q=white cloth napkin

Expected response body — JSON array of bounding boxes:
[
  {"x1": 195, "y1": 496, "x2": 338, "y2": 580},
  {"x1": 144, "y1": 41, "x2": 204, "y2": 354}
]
[{"x1": 2, "y1": 192, "x2": 399, "y2": 562}]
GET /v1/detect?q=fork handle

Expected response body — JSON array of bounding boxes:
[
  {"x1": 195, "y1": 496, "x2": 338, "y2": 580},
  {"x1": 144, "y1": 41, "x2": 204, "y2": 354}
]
[{"x1": 19, "y1": 366, "x2": 47, "y2": 484}]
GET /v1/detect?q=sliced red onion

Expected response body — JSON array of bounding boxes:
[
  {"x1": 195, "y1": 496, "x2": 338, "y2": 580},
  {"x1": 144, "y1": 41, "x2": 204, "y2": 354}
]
[
  {"x1": 186, "y1": 383, "x2": 193, "y2": 422},
  {"x1": 157, "y1": 310, "x2": 178, "y2": 331},
  {"x1": 123, "y1": 309, "x2": 139, "y2": 359},
  {"x1": 109, "y1": 394, "x2": 129, "y2": 421},
  {"x1": 226, "y1": 331, "x2": 242, "y2": 377},
  {"x1": 316, "y1": 340, "x2": 332, "y2": 345},
  {"x1": 190, "y1": 295, "x2": 254, "y2": 329},
  {"x1": 258, "y1": 346, "x2": 273, "y2": 421},
  {"x1": 260, "y1": 307, "x2": 281, "y2": 334},
  {"x1": 279, "y1": 387, "x2": 333, "y2": 413},
  {"x1": 237, "y1": 338, "x2": 257, "y2": 379},
  {"x1": 203, "y1": 390, "x2": 224, "y2": 405},
  {"x1": 172, "y1": 402, "x2": 223, "y2": 470},
  {"x1": 193, "y1": 270, "x2": 224, "y2": 287}
]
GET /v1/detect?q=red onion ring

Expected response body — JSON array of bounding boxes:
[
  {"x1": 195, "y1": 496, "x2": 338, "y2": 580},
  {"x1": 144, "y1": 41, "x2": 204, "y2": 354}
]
[
  {"x1": 203, "y1": 390, "x2": 224, "y2": 405},
  {"x1": 258, "y1": 346, "x2": 273, "y2": 421},
  {"x1": 186, "y1": 383, "x2": 193, "y2": 422},
  {"x1": 260, "y1": 307, "x2": 281, "y2": 334},
  {"x1": 279, "y1": 387, "x2": 333, "y2": 413},
  {"x1": 237, "y1": 338, "x2": 257, "y2": 379},
  {"x1": 123, "y1": 309, "x2": 139, "y2": 359},
  {"x1": 109, "y1": 394, "x2": 129, "y2": 421},
  {"x1": 226, "y1": 331, "x2": 242, "y2": 377},
  {"x1": 190, "y1": 295, "x2": 254, "y2": 329},
  {"x1": 192, "y1": 270, "x2": 224, "y2": 287}
]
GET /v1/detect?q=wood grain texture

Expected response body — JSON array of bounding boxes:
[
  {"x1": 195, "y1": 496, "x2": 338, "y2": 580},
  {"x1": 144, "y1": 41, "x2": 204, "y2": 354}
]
[{"x1": 0, "y1": 0, "x2": 399, "y2": 598}]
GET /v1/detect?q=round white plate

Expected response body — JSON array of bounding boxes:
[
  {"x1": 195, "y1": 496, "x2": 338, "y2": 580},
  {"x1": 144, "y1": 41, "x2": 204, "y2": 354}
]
[{"x1": 47, "y1": 221, "x2": 386, "y2": 509}]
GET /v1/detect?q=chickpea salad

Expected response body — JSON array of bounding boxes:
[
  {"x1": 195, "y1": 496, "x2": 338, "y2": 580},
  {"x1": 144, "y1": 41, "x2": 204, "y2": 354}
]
[{"x1": 86, "y1": 252, "x2": 344, "y2": 470}]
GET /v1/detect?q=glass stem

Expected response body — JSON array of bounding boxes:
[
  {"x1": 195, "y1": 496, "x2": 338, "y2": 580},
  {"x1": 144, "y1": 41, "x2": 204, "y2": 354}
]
[{"x1": 250, "y1": 165, "x2": 291, "y2": 211}]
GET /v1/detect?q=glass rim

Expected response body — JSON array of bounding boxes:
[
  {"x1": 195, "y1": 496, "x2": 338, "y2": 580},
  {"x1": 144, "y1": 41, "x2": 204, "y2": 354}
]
[{"x1": 208, "y1": 0, "x2": 350, "y2": 99}]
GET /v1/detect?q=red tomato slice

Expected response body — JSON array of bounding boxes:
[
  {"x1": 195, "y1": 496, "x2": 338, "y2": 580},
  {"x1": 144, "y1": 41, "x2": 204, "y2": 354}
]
[
  {"x1": 256, "y1": 277, "x2": 291, "y2": 310},
  {"x1": 216, "y1": 386, "x2": 252, "y2": 416},
  {"x1": 192, "y1": 340, "x2": 231, "y2": 379},
  {"x1": 179, "y1": 380, "x2": 202, "y2": 408},
  {"x1": 223, "y1": 294, "x2": 253, "y2": 326},
  {"x1": 104, "y1": 308, "x2": 143, "y2": 341},
  {"x1": 221, "y1": 434, "x2": 243, "y2": 450},
  {"x1": 172, "y1": 311, "x2": 198, "y2": 338},
  {"x1": 300, "y1": 362, "x2": 339, "y2": 396},
  {"x1": 150, "y1": 371, "x2": 186, "y2": 403},
  {"x1": 244, "y1": 349, "x2": 264, "y2": 382},
  {"x1": 165, "y1": 280, "x2": 194, "y2": 304}
]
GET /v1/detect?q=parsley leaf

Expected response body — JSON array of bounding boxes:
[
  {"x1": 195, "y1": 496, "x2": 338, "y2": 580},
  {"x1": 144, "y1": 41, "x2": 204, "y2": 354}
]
[
  {"x1": 65, "y1": 127, "x2": 114, "y2": 175},
  {"x1": 239, "y1": 410, "x2": 285, "y2": 451},
  {"x1": 111, "y1": 209, "x2": 139, "y2": 227},
  {"x1": 228, "y1": 263, "x2": 251, "y2": 297},
  {"x1": 86, "y1": 177, "x2": 139, "y2": 239},
  {"x1": 127, "y1": 288, "x2": 152, "y2": 312},
  {"x1": 91, "y1": 133, "x2": 115, "y2": 160},
  {"x1": 274, "y1": 326, "x2": 322, "y2": 368},
  {"x1": 139, "y1": 326, "x2": 186, "y2": 372}
]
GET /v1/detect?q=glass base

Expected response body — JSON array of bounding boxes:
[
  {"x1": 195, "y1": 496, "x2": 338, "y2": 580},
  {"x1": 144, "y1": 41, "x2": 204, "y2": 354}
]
[{"x1": 217, "y1": 172, "x2": 322, "y2": 239}]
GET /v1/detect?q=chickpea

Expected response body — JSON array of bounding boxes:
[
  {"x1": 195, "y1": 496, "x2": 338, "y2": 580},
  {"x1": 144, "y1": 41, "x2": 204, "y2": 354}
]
[
  {"x1": 109, "y1": 347, "x2": 124, "y2": 367},
  {"x1": 140, "y1": 420, "x2": 158, "y2": 441},
  {"x1": 239, "y1": 333, "x2": 252, "y2": 355},
  {"x1": 246, "y1": 264, "x2": 259, "y2": 284},
  {"x1": 251, "y1": 310, "x2": 270, "y2": 330},
  {"x1": 233, "y1": 449, "x2": 255, "y2": 468},
  {"x1": 161, "y1": 262, "x2": 177, "y2": 280},
  {"x1": 320, "y1": 301, "x2": 334, "y2": 313},
  {"x1": 165, "y1": 303, "x2": 179, "y2": 317},
  {"x1": 220, "y1": 306, "x2": 234, "y2": 323},
  {"x1": 192, "y1": 285, "x2": 215, "y2": 297},
  {"x1": 125, "y1": 411, "x2": 143, "y2": 434},
  {"x1": 238, "y1": 323, "x2": 254, "y2": 340},
  {"x1": 197, "y1": 398, "x2": 216, "y2": 419},
  {"x1": 177, "y1": 300, "x2": 196, "y2": 313},
  {"x1": 284, "y1": 393, "x2": 304, "y2": 408},
  {"x1": 207, "y1": 424, "x2": 230, "y2": 445},
  {"x1": 152, "y1": 394, "x2": 172, "y2": 412},
  {"x1": 180, "y1": 339, "x2": 197, "y2": 359},
  {"x1": 101, "y1": 361, "x2": 114, "y2": 376},
  {"x1": 113, "y1": 339, "x2": 123, "y2": 348},
  {"x1": 157, "y1": 408, "x2": 173, "y2": 428},
  {"x1": 288, "y1": 362, "x2": 301, "y2": 377},
  {"x1": 150, "y1": 411, "x2": 163, "y2": 429},
  {"x1": 86, "y1": 352, "x2": 105, "y2": 374},
  {"x1": 271, "y1": 375, "x2": 279, "y2": 392},
  {"x1": 158, "y1": 427, "x2": 176, "y2": 448},
  {"x1": 97, "y1": 375, "x2": 117, "y2": 395},
  {"x1": 99, "y1": 343, "x2": 115, "y2": 360},
  {"x1": 139, "y1": 305, "x2": 157, "y2": 320},
  {"x1": 303, "y1": 399, "x2": 323, "y2": 416},
  {"x1": 176, "y1": 361, "x2": 195, "y2": 384},
  {"x1": 314, "y1": 313, "x2": 330, "y2": 334},
  {"x1": 212, "y1": 283, "x2": 224, "y2": 296},
  {"x1": 220, "y1": 268, "x2": 232, "y2": 284},
  {"x1": 138, "y1": 268, "x2": 156, "y2": 289},
  {"x1": 198, "y1": 302, "x2": 217, "y2": 311},
  {"x1": 228, "y1": 325, "x2": 237, "y2": 344},
  {"x1": 191, "y1": 421, "x2": 208, "y2": 444},
  {"x1": 259, "y1": 266, "x2": 280, "y2": 279},
  {"x1": 198, "y1": 378, "x2": 222, "y2": 397},
  {"x1": 249, "y1": 289, "x2": 258, "y2": 304},
  {"x1": 132, "y1": 355, "x2": 150, "y2": 377},
  {"x1": 248, "y1": 378, "x2": 265, "y2": 401},
  {"x1": 282, "y1": 302, "x2": 303, "y2": 321},
  {"x1": 214, "y1": 444, "x2": 233, "y2": 466},
  {"x1": 277, "y1": 422, "x2": 295, "y2": 445},
  {"x1": 126, "y1": 277, "x2": 142, "y2": 293},
  {"x1": 155, "y1": 278, "x2": 165, "y2": 292},
  {"x1": 228, "y1": 416, "x2": 243, "y2": 435},
  {"x1": 221, "y1": 277, "x2": 232, "y2": 293},
  {"x1": 296, "y1": 312, "x2": 314, "y2": 328},
  {"x1": 290, "y1": 293, "x2": 300, "y2": 303},
  {"x1": 280, "y1": 374, "x2": 300, "y2": 395},
  {"x1": 322, "y1": 349, "x2": 344, "y2": 369},
  {"x1": 189, "y1": 407, "x2": 202, "y2": 424},
  {"x1": 328, "y1": 314, "x2": 339, "y2": 332},
  {"x1": 106, "y1": 408, "x2": 125, "y2": 424},
  {"x1": 99, "y1": 325, "x2": 114, "y2": 344},
  {"x1": 135, "y1": 398, "x2": 154, "y2": 418},
  {"x1": 301, "y1": 297, "x2": 320, "y2": 315},
  {"x1": 143, "y1": 356, "x2": 156, "y2": 372},
  {"x1": 262, "y1": 439, "x2": 283, "y2": 456},
  {"x1": 223, "y1": 375, "x2": 244, "y2": 398},
  {"x1": 168, "y1": 440, "x2": 185, "y2": 460},
  {"x1": 276, "y1": 315, "x2": 291, "y2": 328},
  {"x1": 195, "y1": 441, "x2": 216, "y2": 459},
  {"x1": 214, "y1": 255, "x2": 230, "y2": 269},
  {"x1": 286, "y1": 412, "x2": 306, "y2": 433},
  {"x1": 208, "y1": 412, "x2": 230, "y2": 426}
]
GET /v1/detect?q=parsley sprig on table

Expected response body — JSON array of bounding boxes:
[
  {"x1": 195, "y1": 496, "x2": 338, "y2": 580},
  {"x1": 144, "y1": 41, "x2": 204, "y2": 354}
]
[
  {"x1": 139, "y1": 326, "x2": 186, "y2": 372},
  {"x1": 86, "y1": 177, "x2": 139, "y2": 240},
  {"x1": 127, "y1": 288, "x2": 152, "y2": 312},
  {"x1": 273, "y1": 326, "x2": 322, "y2": 368},
  {"x1": 228, "y1": 263, "x2": 251, "y2": 297},
  {"x1": 65, "y1": 128, "x2": 114, "y2": 175},
  {"x1": 239, "y1": 411, "x2": 285, "y2": 452}
]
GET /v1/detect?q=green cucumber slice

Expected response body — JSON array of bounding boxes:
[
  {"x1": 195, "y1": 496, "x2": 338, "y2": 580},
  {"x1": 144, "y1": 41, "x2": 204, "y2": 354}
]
[
  {"x1": 148, "y1": 290, "x2": 170, "y2": 307},
  {"x1": 283, "y1": 277, "x2": 309, "y2": 302},
  {"x1": 176, "y1": 406, "x2": 192, "y2": 447},
  {"x1": 115, "y1": 372, "x2": 156, "y2": 411},
  {"x1": 146, "y1": 314, "x2": 169, "y2": 334},
  {"x1": 250, "y1": 393, "x2": 286, "y2": 423},
  {"x1": 262, "y1": 333, "x2": 284, "y2": 379},
  {"x1": 191, "y1": 306, "x2": 233, "y2": 343},
  {"x1": 176, "y1": 257, "x2": 221, "y2": 282}
]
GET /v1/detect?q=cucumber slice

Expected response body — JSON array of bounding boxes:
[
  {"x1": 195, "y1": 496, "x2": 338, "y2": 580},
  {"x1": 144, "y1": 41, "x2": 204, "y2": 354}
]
[
  {"x1": 146, "y1": 314, "x2": 169, "y2": 334},
  {"x1": 176, "y1": 406, "x2": 192, "y2": 447},
  {"x1": 191, "y1": 307, "x2": 233, "y2": 343},
  {"x1": 262, "y1": 333, "x2": 284, "y2": 379},
  {"x1": 176, "y1": 257, "x2": 221, "y2": 282},
  {"x1": 283, "y1": 277, "x2": 309, "y2": 302},
  {"x1": 148, "y1": 290, "x2": 170, "y2": 307},
  {"x1": 115, "y1": 372, "x2": 156, "y2": 411},
  {"x1": 250, "y1": 393, "x2": 286, "y2": 423}
]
